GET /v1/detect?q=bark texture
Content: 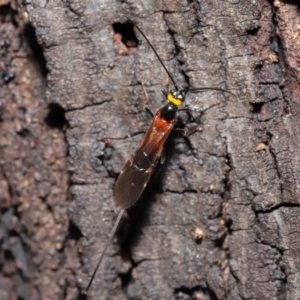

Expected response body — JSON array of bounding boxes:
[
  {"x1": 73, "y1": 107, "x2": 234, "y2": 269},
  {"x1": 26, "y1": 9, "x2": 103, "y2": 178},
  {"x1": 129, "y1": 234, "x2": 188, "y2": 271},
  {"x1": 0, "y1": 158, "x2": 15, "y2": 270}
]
[{"x1": 1, "y1": 0, "x2": 300, "y2": 299}]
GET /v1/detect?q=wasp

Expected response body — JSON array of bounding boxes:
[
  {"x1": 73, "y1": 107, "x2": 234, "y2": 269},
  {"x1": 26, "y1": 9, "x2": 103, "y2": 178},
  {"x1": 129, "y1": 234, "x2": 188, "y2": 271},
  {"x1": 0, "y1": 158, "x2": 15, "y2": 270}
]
[{"x1": 85, "y1": 17, "x2": 234, "y2": 293}]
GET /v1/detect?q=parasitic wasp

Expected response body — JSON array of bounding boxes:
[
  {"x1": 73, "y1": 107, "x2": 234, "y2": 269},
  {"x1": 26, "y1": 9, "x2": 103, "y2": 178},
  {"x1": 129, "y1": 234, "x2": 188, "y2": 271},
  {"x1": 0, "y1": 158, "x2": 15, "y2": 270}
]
[{"x1": 85, "y1": 16, "x2": 235, "y2": 293}]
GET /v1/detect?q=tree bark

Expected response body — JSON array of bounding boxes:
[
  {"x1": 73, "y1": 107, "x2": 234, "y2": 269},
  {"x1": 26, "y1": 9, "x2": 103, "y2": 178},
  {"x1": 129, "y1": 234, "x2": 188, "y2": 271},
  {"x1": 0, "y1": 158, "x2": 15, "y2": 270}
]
[{"x1": 1, "y1": 0, "x2": 300, "y2": 299}]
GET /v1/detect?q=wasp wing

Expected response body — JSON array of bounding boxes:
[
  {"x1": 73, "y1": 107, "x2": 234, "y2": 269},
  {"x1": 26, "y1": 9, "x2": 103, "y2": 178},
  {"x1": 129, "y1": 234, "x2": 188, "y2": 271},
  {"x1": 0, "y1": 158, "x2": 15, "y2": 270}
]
[
  {"x1": 113, "y1": 158, "x2": 153, "y2": 210},
  {"x1": 113, "y1": 113, "x2": 176, "y2": 209}
]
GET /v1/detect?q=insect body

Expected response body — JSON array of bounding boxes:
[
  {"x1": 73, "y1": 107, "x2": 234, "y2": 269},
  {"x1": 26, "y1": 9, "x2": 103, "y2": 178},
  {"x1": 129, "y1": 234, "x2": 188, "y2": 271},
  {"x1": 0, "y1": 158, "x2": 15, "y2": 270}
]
[{"x1": 114, "y1": 91, "x2": 184, "y2": 209}]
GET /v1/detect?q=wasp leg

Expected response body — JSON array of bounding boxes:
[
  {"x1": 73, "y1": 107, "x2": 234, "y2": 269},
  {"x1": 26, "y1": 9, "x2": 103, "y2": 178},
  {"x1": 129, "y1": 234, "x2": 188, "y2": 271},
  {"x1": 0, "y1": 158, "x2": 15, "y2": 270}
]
[
  {"x1": 171, "y1": 126, "x2": 204, "y2": 165},
  {"x1": 102, "y1": 103, "x2": 154, "y2": 141},
  {"x1": 139, "y1": 82, "x2": 155, "y2": 118},
  {"x1": 104, "y1": 130, "x2": 146, "y2": 141},
  {"x1": 182, "y1": 131, "x2": 203, "y2": 165},
  {"x1": 178, "y1": 101, "x2": 220, "y2": 113},
  {"x1": 144, "y1": 105, "x2": 154, "y2": 118}
]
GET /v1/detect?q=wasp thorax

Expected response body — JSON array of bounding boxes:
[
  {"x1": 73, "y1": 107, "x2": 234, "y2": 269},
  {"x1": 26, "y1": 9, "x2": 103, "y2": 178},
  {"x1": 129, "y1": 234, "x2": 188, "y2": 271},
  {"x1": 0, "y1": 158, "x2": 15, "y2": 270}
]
[{"x1": 161, "y1": 103, "x2": 177, "y2": 121}]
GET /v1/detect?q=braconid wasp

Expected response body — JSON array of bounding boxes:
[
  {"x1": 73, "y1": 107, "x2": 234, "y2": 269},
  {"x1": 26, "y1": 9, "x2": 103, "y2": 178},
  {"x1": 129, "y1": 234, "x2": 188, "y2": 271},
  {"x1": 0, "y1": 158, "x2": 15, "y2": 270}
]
[{"x1": 85, "y1": 16, "x2": 236, "y2": 293}]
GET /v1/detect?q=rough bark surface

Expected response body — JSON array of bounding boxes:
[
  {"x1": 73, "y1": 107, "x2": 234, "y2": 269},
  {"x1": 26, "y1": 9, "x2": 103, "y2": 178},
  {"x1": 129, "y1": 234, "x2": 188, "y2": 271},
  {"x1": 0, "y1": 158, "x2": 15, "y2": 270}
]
[
  {"x1": 0, "y1": 1, "x2": 72, "y2": 300},
  {"x1": 1, "y1": 0, "x2": 300, "y2": 299}
]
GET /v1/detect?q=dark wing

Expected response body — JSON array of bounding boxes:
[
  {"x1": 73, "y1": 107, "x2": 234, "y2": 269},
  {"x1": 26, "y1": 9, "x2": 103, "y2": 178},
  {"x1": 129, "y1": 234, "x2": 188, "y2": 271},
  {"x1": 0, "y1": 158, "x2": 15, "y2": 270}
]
[
  {"x1": 113, "y1": 113, "x2": 176, "y2": 209},
  {"x1": 113, "y1": 158, "x2": 153, "y2": 209}
]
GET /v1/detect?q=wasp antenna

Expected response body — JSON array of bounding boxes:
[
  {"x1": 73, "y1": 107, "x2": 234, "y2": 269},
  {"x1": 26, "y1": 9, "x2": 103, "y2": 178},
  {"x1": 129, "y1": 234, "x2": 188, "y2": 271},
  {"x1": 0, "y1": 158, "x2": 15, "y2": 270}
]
[
  {"x1": 181, "y1": 87, "x2": 238, "y2": 100},
  {"x1": 122, "y1": 15, "x2": 179, "y2": 91},
  {"x1": 85, "y1": 209, "x2": 125, "y2": 293}
]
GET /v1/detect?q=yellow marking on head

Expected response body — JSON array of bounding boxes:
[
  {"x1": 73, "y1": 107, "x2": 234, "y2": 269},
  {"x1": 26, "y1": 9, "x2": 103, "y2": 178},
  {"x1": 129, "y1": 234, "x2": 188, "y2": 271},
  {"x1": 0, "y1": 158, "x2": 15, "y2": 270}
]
[{"x1": 167, "y1": 93, "x2": 183, "y2": 107}]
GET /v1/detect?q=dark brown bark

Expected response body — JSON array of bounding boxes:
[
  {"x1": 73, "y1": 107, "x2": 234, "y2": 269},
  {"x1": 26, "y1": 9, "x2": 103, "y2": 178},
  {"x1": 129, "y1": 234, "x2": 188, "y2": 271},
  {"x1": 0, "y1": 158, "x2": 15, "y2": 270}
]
[
  {"x1": 0, "y1": 2, "x2": 71, "y2": 300},
  {"x1": 1, "y1": 0, "x2": 300, "y2": 299}
]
